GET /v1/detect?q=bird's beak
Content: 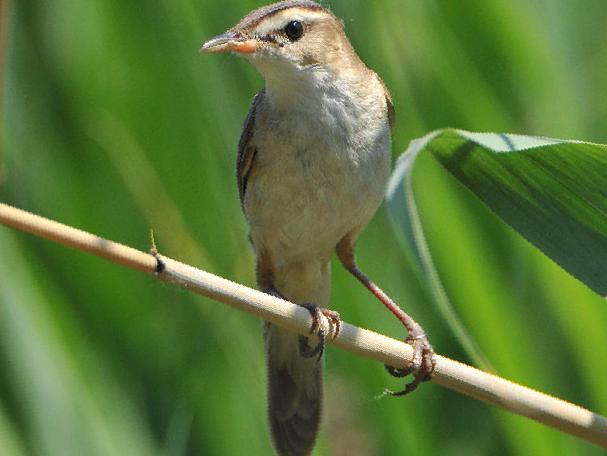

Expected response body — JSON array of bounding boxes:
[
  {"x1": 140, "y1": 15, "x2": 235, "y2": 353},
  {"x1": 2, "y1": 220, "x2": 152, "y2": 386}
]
[{"x1": 200, "y1": 31, "x2": 257, "y2": 54}]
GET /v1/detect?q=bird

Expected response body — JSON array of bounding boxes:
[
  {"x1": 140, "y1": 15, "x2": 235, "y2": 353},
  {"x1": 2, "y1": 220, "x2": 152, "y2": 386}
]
[{"x1": 201, "y1": 1, "x2": 435, "y2": 454}]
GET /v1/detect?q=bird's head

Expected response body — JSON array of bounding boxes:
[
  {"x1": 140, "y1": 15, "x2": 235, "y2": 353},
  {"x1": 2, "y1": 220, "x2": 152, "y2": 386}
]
[{"x1": 201, "y1": 1, "x2": 358, "y2": 81}]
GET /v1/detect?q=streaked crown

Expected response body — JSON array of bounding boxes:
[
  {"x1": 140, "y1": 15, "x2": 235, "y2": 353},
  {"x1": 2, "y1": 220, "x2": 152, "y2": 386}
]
[{"x1": 201, "y1": 0, "x2": 355, "y2": 70}]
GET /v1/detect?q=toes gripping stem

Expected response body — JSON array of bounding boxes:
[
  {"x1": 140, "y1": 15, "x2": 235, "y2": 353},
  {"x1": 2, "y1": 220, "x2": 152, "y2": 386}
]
[{"x1": 298, "y1": 304, "x2": 341, "y2": 362}]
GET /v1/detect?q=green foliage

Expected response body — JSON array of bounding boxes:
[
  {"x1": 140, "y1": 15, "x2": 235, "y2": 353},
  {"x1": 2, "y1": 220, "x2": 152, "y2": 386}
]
[
  {"x1": 1, "y1": 1, "x2": 606, "y2": 455},
  {"x1": 405, "y1": 131, "x2": 607, "y2": 293},
  {"x1": 387, "y1": 130, "x2": 607, "y2": 368}
]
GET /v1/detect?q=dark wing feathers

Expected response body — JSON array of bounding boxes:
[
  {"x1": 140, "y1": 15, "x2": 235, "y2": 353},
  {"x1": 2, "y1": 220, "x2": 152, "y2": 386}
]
[
  {"x1": 377, "y1": 75, "x2": 396, "y2": 129},
  {"x1": 237, "y1": 90, "x2": 264, "y2": 208},
  {"x1": 385, "y1": 92, "x2": 395, "y2": 129}
]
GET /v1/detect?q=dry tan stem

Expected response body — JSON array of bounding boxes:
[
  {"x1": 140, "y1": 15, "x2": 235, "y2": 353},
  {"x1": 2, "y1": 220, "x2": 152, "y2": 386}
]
[{"x1": 1, "y1": 202, "x2": 606, "y2": 448}]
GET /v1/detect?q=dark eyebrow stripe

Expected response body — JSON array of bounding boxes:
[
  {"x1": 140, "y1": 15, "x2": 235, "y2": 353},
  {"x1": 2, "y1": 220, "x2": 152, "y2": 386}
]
[{"x1": 233, "y1": 1, "x2": 331, "y2": 31}]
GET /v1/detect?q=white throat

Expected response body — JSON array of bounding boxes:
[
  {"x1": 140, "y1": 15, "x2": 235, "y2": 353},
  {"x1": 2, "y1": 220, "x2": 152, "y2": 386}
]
[
  {"x1": 251, "y1": 57, "x2": 333, "y2": 110},
  {"x1": 252, "y1": 57, "x2": 389, "y2": 158}
]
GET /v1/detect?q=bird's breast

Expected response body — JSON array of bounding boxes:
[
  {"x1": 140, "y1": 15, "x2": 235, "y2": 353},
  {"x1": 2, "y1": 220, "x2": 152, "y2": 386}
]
[{"x1": 244, "y1": 92, "x2": 391, "y2": 264}]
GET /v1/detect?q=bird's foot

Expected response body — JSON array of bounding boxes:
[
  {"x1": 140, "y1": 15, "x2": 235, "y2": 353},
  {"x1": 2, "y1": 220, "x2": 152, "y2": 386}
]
[
  {"x1": 385, "y1": 329, "x2": 436, "y2": 396},
  {"x1": 298, "y1": 304, "x2": 341, "y2": 362}
]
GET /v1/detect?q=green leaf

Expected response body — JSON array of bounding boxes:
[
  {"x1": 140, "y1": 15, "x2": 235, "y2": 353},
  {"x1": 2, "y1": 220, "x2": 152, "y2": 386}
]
[{"x1": 387, "y1": 130, "x2": 607, "y2": 313}]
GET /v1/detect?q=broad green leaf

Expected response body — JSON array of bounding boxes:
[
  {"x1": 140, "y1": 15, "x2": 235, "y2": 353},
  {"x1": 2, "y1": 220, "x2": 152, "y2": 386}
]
[{"x1": 387, "y1": 130, "x2": 607, "y2": 310}]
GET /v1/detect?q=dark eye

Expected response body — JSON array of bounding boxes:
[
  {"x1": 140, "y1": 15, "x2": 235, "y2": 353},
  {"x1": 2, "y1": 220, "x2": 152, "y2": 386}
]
[{"x1": 285, "y1": 20, "x2": 304, "y2": 41}]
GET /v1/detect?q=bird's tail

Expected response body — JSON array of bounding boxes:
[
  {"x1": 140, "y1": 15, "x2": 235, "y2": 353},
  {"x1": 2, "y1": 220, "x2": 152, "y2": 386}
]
[{"x1": 265, "y1": 323, "x2": 322, "y2": 456}]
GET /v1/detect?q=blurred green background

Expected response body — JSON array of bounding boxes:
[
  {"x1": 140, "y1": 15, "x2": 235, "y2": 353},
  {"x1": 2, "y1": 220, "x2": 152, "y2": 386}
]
[{"x1": 1, "y1": 0, "x2": 606, "y2": 455}]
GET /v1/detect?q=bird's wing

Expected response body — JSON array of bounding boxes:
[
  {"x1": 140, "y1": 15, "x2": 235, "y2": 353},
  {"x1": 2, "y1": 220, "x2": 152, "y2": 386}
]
[
  {"x1": 376, "y1": 74, "x2": 395, "y2": 129},
  {"x1": 237, "y1": 89, "x2": 264, "y2": 209},
  {"x1": 385, "y1": 90, "x2": 396, "y2": 130}
]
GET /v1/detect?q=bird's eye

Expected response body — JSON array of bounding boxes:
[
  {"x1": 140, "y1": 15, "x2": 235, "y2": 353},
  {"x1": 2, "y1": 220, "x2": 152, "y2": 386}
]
[{"x1": 285, "y1": 20, "x2": 304, "y2": 41}]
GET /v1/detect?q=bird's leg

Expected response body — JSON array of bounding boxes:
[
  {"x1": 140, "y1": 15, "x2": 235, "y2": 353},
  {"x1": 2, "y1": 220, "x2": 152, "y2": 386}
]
[
  {"x1": 263, "y1": 287, "x2": 341, "y2": 362},
  {"x1": 336, "y1": 238, "x2": 436, "y2": 395}
]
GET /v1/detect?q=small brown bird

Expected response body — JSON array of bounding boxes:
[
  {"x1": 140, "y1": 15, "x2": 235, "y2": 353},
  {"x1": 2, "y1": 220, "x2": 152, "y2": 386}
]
[{"x1": 202, "y1": 2, "x2": 435, "y2": 455}]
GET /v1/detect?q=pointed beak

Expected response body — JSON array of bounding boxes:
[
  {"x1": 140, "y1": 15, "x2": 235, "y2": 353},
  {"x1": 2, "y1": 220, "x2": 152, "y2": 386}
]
[{"x1": 200, "y1": 31, "x2": 257, "y2": 54}]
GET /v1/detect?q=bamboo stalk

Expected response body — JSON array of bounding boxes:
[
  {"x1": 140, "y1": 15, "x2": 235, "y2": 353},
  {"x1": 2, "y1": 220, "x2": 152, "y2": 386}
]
[{"x1": 1, "y1": 201, "x2": 606, "y2": 448}]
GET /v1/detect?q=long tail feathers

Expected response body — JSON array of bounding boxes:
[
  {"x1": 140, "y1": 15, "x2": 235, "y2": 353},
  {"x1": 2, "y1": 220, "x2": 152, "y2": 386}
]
[{"x1": 266, "y1": 325, "x2": 322, "y2": 456}]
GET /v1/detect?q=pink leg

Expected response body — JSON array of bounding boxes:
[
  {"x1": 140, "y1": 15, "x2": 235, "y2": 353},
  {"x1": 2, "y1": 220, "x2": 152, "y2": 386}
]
[{"x1": 336, "y1": 239, "x2": 436, "y2": 395}]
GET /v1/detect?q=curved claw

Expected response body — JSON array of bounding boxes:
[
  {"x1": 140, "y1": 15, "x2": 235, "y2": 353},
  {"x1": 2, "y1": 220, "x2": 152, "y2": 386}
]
[
  {"x1": 298, "y1": 304, "x2": 341, "y2": 362},
  {"x1": 385, "y1": 364, "x2": 413, "y2": 378},
  {"x1": 299, "y1": 334, "x2": 325, "y2": 360},
  {"x1": 385, "y1": 335, "x2": 436, "y2": 396}
]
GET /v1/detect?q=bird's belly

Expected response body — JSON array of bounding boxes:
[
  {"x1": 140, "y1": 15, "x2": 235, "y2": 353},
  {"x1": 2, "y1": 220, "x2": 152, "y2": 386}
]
[{"x1": 245, "y1": 140, "x2": 390, "y2": 264}]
